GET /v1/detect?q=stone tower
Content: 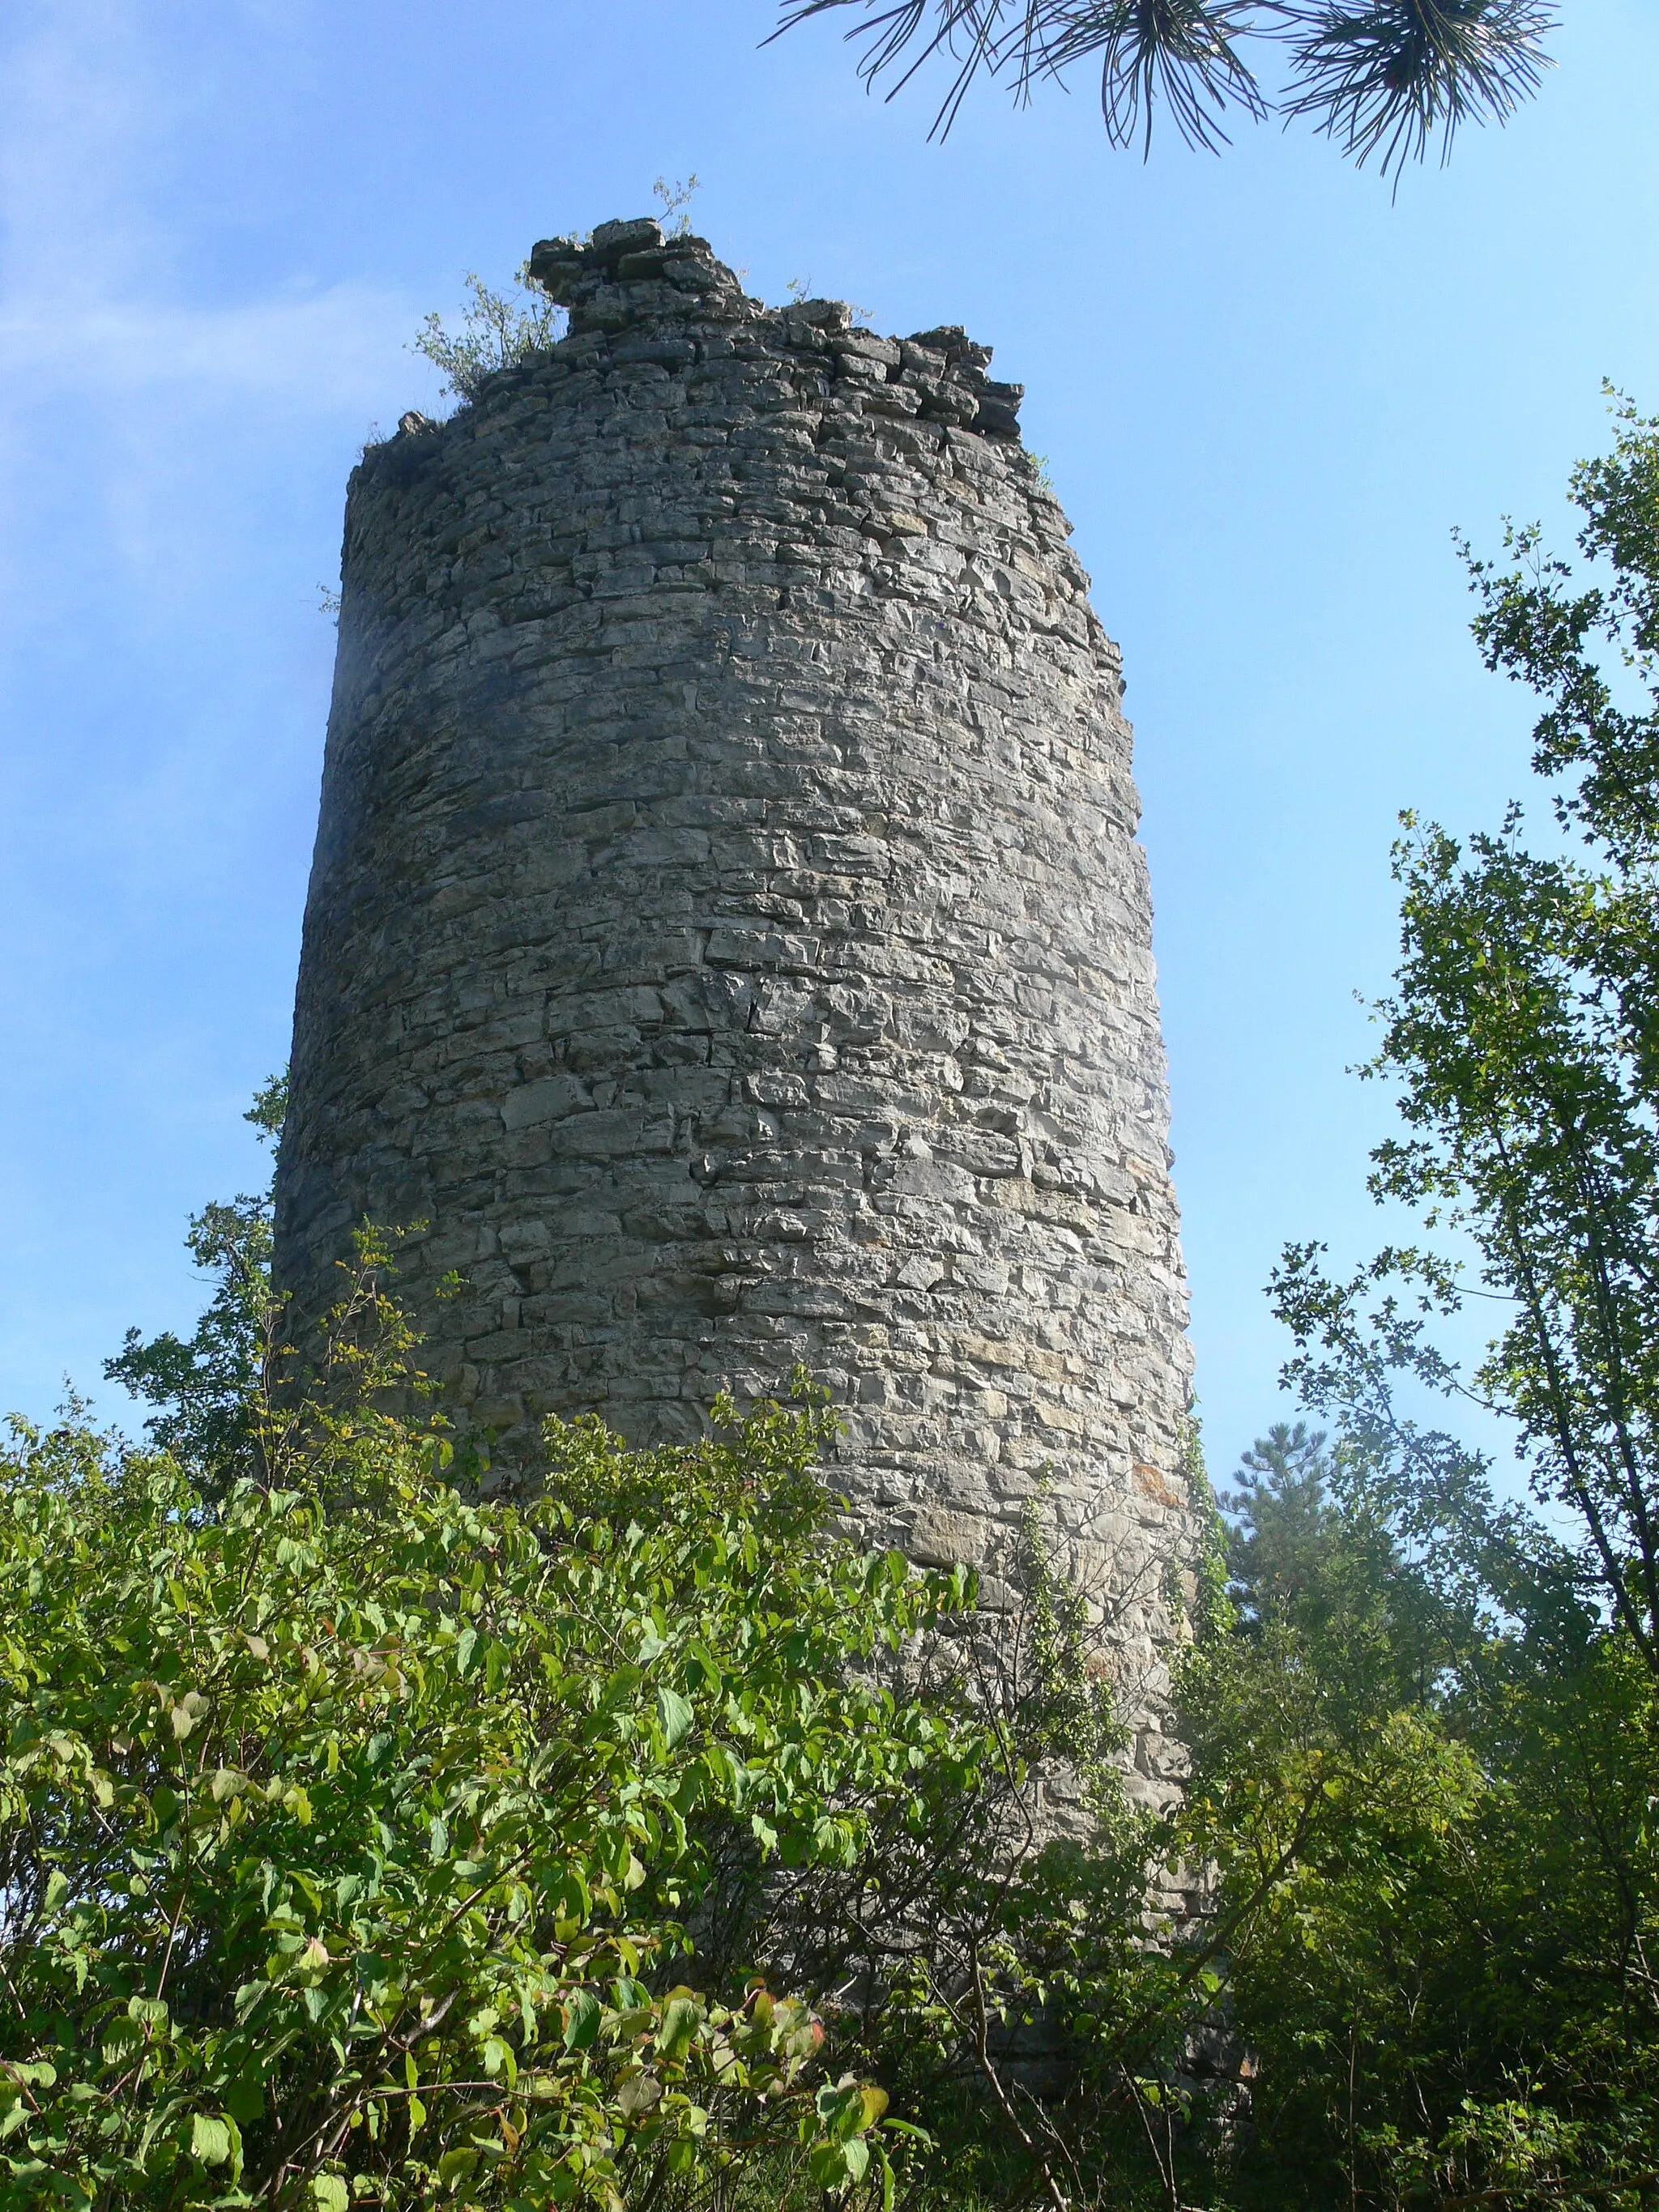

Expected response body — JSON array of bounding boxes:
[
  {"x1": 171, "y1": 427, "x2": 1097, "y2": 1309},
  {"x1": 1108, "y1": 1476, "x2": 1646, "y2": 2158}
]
[{"x1": 275, "y1": 217, "x2": 1195, "y2": 1741}]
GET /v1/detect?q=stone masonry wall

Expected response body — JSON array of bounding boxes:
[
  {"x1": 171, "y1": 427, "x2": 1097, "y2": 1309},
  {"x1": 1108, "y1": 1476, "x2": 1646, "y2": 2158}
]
[{"x1": 275, "y1": 217, "x2": 1196, "y2": 1799}]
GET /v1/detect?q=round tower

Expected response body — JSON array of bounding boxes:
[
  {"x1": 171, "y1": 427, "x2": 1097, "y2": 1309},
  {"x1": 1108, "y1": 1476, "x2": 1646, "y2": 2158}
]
[{"x1": 275, "y1": 217, "x2": 1194, "y2": 1745}]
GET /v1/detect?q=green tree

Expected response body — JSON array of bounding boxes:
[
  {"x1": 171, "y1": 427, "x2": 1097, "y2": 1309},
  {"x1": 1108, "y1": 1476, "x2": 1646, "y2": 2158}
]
[
  {"x1": 793, "y1": 1497, "x2": 1195, "y2": 2212},
  {"x1": 1277, "y1": 390, "x2": 1659, "y2": 1672},
  {"x1": 0, "y1": 1338, "x2": 979, "y2": 2210},
  {"x1": 1223, "y1": 391, "x2": 1659, "y2": 2208},
  {"x1": 104, "y1": 1076, "x2": 287, "y2": 1492},
  {"x1": 772, "y1": 0, "x2": 1555, "y2": 181},
  {"x1": 1222, "y1": 1421, "x2": 1338, "y2": 1623},
  {"x1": 1180, "y1": 1447, "x2": 1659, "y2": 2208}
]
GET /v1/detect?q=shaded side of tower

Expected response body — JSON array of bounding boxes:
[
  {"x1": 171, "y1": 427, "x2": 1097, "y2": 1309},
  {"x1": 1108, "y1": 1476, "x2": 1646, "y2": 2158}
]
[{"x1": 275, "y1": 218, "x2": 1196, "y2": 1768}]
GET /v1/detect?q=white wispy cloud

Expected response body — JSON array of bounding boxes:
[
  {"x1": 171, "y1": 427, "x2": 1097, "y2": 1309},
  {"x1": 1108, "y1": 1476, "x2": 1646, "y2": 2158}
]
[
  {"x1": 0, "y1": 0, "x2": 432, "y2": 609},
  {"x1": 0, "y1": 15, "x2": 454, "y2": 669},
  {"x1": 0, "y1": 282, "x2": 414, "y2": 410}
]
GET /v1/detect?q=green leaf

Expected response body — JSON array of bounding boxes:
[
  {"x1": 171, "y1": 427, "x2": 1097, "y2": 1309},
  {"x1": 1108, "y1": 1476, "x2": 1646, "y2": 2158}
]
[
  {"x1": 0, "y1": 1340, "x2": 999, "y2": 2212},
  {"x1": 599, "y1": 1663, "x2": 643, "y2": 1712},
  {"x1": 224, "y1": 2073, "x2": 264, "y2": 2125},
  {"x1": 808, "y1": 2143, "x2": 850, "y2": 2189},
  {"x1": 658, "y1": 1993, "x2": 704, "y2": 2061},
  {"x1": 817, "y1": 2080, "x2": 864, "y2": 2139},
  {"x1": 657, "y1": 1685, "x2": 694, "y2": 1749},
  {"x1": 564, "y1": 1989, "x2": 601, "y2": 2050},
  {"x1": 190, "y1": 2114, "x2": 235, "y2": 2166}
]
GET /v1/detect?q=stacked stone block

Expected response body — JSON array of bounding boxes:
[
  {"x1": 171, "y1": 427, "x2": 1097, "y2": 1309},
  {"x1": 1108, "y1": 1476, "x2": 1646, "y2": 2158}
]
[{"x1": 275, "y1": 216, "x2": 1196, "y2": 1796}]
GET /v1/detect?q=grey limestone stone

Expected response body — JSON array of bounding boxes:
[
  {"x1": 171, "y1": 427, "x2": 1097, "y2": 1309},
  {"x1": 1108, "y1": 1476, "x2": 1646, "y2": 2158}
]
[{"x1": 275, "y1": 220, "x2": 1197, "y2": 1799}]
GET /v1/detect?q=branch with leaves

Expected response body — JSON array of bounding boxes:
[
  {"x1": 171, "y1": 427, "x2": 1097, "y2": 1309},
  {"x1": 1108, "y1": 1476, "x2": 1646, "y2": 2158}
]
[
  {"x1": 0, "y1": 1362, "x2": 966, "y2": 2210},
  {"x1": 771, "y1": 0, "x2": 1556, "y2": 180}
]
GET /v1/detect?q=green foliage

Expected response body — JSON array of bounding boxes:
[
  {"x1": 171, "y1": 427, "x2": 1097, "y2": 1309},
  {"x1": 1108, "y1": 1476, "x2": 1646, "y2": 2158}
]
[
  {"x1": 1179, "y1": 1428, "x2": 1659, "y2": 2209},
  {"x1": 0, "y1": 1355, "x2": 969, "y2": 2209},
  {"x1": 412, "y1": 268, "x2": 563, "y2": 407},
  {"x1": 104, "y1": 1076, "x2": 288, "y2": 1493},
  {"x1": 1219, "y1": 1421, "x2": 1338, "y2": 1625},
  {"x1": 624, "y1": 1481, "x2": 1201, "y2": 2210},
  {"x1": 104, "y1": 1085, "x2": 469, "y2": 1503},
  {"x1": 772, "y1": 0, "x2": 1555, "y2": 180},
  {"x1": 1231, "y1": 394, "x2": 1659, "y2": 2207},
  {"x1": 652, "y1": 175, "x2": 701, "y2": 237},
  {"x1": 1277, "y1": 390, "x2": 1659, "y2": 1667}
]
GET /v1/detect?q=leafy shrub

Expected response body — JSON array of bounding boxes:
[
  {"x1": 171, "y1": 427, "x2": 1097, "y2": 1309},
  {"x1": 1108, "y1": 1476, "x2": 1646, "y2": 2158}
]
[
  {"x1": 0, "y1": 1362, "x2": 971, "y2": 2210},
  {"x1": 412, "y1": 268, "x2": 564, "y2": 407}
]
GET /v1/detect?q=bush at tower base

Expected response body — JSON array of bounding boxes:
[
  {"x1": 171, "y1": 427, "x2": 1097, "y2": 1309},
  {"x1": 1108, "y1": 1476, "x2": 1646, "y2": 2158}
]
[{"x1": 0, "y1": 1342, "x2": 975, "y2": 2211}]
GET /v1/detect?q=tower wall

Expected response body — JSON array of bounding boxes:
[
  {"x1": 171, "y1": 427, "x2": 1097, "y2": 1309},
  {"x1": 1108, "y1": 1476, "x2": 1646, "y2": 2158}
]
[{"x1": 275, "y1": 218, "x2": 1194, "y2": 1768}]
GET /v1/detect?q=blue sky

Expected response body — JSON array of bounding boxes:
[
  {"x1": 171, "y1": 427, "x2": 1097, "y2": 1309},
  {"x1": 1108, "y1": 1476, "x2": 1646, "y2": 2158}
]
[{"x1": 2, "y1": 0, "x2": 1656, "y2": 1483}]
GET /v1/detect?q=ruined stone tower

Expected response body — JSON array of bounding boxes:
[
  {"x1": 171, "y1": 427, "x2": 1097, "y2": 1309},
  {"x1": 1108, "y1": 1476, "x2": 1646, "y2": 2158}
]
[{"x1": 275, "y1": 217, "x2": 1195, "y2": 1737}]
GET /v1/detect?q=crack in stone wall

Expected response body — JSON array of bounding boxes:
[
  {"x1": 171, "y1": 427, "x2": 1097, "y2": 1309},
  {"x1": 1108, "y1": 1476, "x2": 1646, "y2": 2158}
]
[{"x1": 275, "y1": 215, "x2": 1197, "y2": 1805}]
